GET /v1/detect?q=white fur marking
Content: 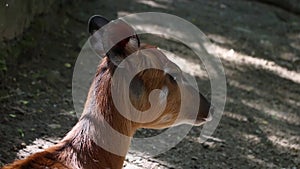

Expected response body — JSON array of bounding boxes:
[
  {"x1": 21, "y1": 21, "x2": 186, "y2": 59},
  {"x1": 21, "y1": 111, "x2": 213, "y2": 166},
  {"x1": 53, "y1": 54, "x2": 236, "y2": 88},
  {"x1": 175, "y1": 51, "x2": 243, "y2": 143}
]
[{"x1": 159, "y1": 86, "x2": 168, "y2": 104}]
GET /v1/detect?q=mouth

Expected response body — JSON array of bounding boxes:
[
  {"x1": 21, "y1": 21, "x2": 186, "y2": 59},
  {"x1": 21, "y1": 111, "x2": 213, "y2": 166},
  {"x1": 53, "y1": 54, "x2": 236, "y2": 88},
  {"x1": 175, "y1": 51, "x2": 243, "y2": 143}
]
[
  {"x1": 204, "y1": 113, "x2": 213, "y2": 122},
  {"x1": 193, "y1": 112, "x2": 213, "y2": 126},
  {"x1": 193, "y1": 120, "x2": 207, "y2": 126}
]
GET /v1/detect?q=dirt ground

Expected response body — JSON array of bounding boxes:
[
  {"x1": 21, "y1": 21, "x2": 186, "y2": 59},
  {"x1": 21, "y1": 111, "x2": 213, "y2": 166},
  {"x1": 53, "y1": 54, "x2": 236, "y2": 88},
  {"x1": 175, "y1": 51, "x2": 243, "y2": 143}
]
[{"x1": 0, "y1": 0, "x2": 299, "y2": 168}]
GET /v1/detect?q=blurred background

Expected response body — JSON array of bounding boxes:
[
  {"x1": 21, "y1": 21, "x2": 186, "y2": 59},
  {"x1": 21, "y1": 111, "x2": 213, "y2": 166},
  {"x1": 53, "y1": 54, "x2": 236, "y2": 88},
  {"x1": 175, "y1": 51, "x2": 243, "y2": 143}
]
[{"x1": 0, "y1": 0, "x2": 299, "y2": 168}]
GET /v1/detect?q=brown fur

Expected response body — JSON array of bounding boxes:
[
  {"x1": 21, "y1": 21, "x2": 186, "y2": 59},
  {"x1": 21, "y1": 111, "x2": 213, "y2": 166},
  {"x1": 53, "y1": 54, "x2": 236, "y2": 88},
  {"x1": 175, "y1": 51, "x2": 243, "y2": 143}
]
[{"x1": 2, "y1": 24, "x2": 211, "y2": 169}]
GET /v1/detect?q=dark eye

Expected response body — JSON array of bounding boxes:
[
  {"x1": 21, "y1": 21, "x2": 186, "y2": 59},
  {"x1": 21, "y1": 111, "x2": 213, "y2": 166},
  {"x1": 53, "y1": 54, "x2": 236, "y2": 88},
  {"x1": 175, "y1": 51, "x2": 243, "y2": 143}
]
[
  {"x1": 168, "y1": 72, "x2": 180, "y2": 82},
  {"x1": 164, "y1": 66, "x2": 182, "y2": 83}
]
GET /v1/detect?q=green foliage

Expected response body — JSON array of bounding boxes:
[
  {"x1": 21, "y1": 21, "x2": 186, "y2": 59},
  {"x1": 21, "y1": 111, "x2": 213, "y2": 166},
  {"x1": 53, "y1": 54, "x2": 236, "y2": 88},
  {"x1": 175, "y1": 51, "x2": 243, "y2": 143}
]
[{"x1": 17, "y1": 128, "x2": 25, "y2": 138}]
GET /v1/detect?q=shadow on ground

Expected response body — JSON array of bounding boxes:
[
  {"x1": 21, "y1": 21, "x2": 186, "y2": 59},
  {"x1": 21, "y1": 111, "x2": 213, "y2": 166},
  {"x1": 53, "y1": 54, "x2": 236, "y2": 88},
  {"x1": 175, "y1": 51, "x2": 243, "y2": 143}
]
[{"x1": 0, "y1": 0, "x2": 299, "y2": 168}]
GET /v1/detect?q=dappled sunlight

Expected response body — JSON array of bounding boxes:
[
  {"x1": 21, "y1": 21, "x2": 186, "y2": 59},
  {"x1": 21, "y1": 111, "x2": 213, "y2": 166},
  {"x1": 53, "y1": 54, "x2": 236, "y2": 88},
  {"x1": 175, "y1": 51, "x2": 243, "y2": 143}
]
[
  {"x1": 240, "y1": 131, "x2": 299, "y2": 167},
  {"x1": 125, "y1": 150, "x2": 175, "y2": 169},
  {"x1": 185, "y1": 135, "x2": 225, "y2": 149},
  {"x1": 87, "y1": 13, "x2": 299, "y2": 168},
  {"x1": 161, "y1": 49, "x2": 208, "y2": 79},
  {"x1": 224, "y1": 111, "x2": 248, "y2": 122},
  {"x1": 228, "y1": 80, "x2": 254, "y2": 92},
  {"x1": 1, "y1": 0, "x2": 299, "y2": 168},
  {"x1": 136, "y1": 0, "x2": 170, "y2": 9},
  {"x1": 227, "y1": 80, "x2": 269, "y2": 98},
  {"x1": 287, "y1": 33, "x2": 300, "y2": 41},
  {"x1": 118, "y1": 11, "x2": 133, "y2": 18},
  {"x1": 288, "y1": 33, "x2": 300, "y2": 56},
  {"x1": 206, "y1": 44, "x2": 300, "y2": 84},
  {"x1": 279, "y1": 52, "x2": 299, "y2": 63},
  {"x1": 289, "y1": 41, "x2": 300, "y2": 51},
  {"x1": 286, "y1": 98, "x2": 300, "y2": 108},
  {"x1": 16, "y1": 137, "x2": 60, "y2": 159},
  {"x1": 187, "y1": 134, "x2": 225, "y2": 144},
  {"x1": 268, "y1": 135, "x2": 300, "y2": 151},
  {"x1": 243, "y1": 154, "x2": 276, "y2": 168},
  {"x1": 207, "y1": 34, "x2": 234, "y2": 45},
  {"x1": 242, "y1": 133, "x2": 261, "y2": 144},
  {"x1": 252, "y1": 116, "x2": 300, "y2": 147},
  {"x1": 241, "y1": 99, "x2": 300, "y2": 125}
]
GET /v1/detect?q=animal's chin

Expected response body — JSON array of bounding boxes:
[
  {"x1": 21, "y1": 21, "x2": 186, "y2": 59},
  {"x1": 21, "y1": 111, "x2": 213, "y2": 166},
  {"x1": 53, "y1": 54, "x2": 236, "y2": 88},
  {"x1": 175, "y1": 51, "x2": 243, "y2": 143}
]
[
  {"x1": 193, "y1": 120, "x2": 207, "y2": 126},
  {"x1": 194, "y1": 116, "x2": 213, "y2": 126},
  {"x1": 170, "y1": 118, "x2": 208, "y2": 127}
]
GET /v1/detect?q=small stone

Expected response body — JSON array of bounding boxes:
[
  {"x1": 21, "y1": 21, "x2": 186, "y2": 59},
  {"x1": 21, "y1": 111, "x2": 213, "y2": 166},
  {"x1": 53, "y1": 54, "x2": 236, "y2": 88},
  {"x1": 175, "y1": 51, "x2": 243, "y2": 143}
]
[
  {"x1": 202, "y1": 143, "x2": 210, "y2": 149},
  {"x1": 247, "y1": 154, "x2": 255, "y2": 159},
  {"x1": 20, "y1": 142, "x2": 26, "y2": 147},
  {"x1": 220, "y1": 4, "x2": 227, "y2": 8},
  {"x1": 48, "y1": 124, "x2": 61, "y2": 129},
  {"x1": 191, "y1": 156, "x2": 198, "y2": 161}
]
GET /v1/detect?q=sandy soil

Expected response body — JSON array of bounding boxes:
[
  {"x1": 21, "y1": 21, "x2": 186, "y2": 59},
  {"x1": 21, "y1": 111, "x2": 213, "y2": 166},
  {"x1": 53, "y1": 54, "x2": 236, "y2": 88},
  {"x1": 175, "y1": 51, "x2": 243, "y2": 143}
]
[{"x1": 0, "y1": 0, "x2": 299, "y2": 168}]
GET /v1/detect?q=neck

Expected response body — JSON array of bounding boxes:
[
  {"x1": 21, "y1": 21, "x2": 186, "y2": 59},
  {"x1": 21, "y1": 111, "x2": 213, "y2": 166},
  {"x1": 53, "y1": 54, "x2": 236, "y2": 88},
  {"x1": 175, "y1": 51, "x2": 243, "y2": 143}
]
[{"x1": 58, "y1": 59, "x2": 137, "y2": 169}]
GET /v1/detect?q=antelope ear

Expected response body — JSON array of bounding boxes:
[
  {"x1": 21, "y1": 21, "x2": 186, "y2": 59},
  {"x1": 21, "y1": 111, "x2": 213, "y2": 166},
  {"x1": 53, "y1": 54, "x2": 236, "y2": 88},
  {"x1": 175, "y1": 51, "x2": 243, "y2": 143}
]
[
  {"x1": 88, "y1": 15, "x2": 110, "y2": 34},
  {"x1": 106, "y1": 20, "x2": 140, "y2": 66},
  {"x1": 88, "y1": 16, "x2": 140, "y2": 67}
]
